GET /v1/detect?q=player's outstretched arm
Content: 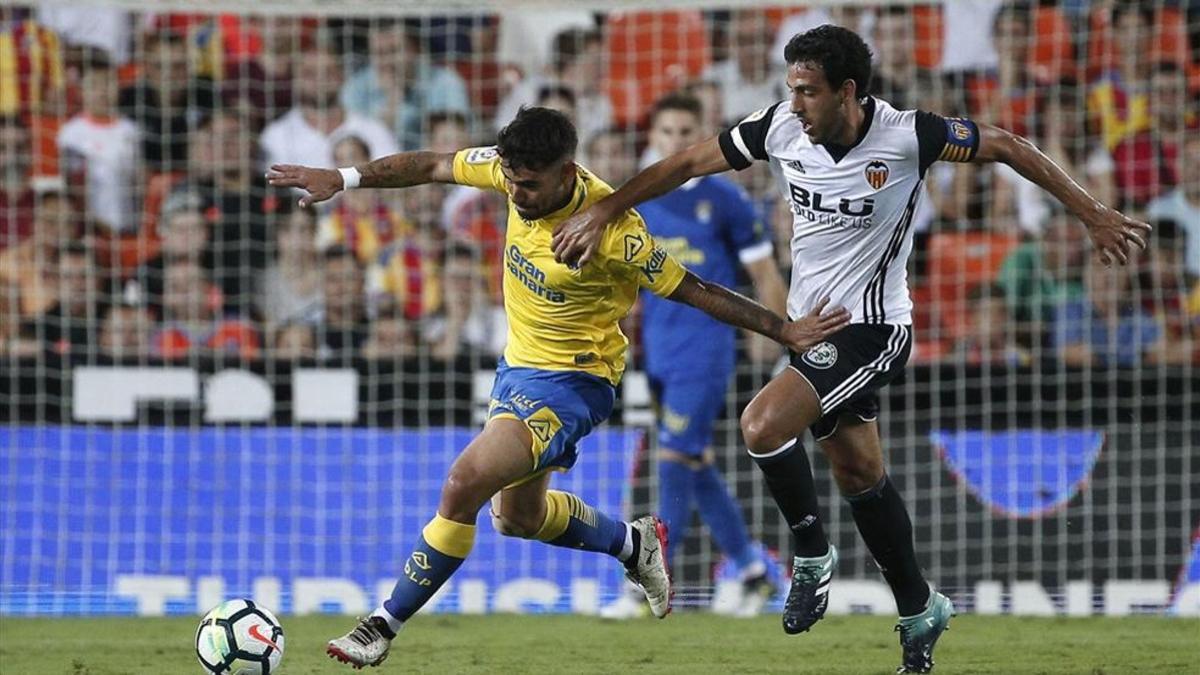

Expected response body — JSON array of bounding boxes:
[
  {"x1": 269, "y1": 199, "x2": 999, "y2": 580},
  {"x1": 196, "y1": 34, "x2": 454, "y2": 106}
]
[
  {"x1": 266, "y1": 151, "x2": 457, "y2": 208},
  {"x1": 552, "y1": 137, "x2": 733, "y2": 267},
  {"x1": 973, "y1": 124, "x2": 1150, "y2": 266},
  {"x1": 668, "y1": 271, "x2": 850, "y2": 353}
]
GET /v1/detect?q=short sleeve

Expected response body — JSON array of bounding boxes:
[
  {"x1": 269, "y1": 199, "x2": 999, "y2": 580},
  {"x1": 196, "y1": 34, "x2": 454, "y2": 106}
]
[
  {"x1": 600, "y1": 212, "x2": 687, "y2": 298},
  {"x1": 452, "y1": 146, "x2": 507, "y2": 193},
  {"x1": 915, "y1": 111, "x2": 980, "y2": 176},
  {"x1": 718, "y1": 102, "x2": 782, "y2": 170}
]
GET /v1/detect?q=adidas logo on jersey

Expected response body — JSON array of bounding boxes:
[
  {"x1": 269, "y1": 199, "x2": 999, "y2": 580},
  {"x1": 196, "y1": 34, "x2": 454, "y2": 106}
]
[{"x1": 786, "y1": 159, "x2": 806, "y2": 173}]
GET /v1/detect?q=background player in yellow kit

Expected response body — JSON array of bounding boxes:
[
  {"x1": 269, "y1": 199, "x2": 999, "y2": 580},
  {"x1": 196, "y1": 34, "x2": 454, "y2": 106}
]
[{"x1": 268, "y1": 106, "x2": 849, "y2": 669}]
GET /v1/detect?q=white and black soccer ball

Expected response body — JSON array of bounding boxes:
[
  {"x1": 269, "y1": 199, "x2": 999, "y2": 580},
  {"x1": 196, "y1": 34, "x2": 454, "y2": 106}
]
[{"x1": 196, "y1": 599, "x2": 285, "y2": 674}]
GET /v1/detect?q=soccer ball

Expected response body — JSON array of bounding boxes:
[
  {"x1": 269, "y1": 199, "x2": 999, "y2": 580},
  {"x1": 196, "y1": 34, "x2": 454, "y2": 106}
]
[{"x1": 196, "y1": 599, "x2": 285, "y2": 674}]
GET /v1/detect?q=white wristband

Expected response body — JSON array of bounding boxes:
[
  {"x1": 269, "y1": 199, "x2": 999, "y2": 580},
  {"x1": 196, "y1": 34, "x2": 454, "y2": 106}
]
[{"x1": 337, "y1": 167, "x2": 361, "y2": 190}]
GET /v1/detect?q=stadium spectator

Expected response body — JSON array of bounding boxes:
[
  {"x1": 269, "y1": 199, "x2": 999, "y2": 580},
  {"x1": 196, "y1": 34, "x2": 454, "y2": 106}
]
[
  {"x1": 492, "y1": 27, "x2": 612, "y2": 145},
  {"x1": 948, "y1": 283, "x2": 1030, "y2": 367},
  {"x1": 683, "y1": 79, "x2": 725, "y2": 136},
  {"x1": 151, "y1": 257, "x2": 260, "y2": 360},
  {"x1": 98, "y1": 303, "x2": 155, "y2": 360},
  {"x1": 361, "y1": 303, "x2": 419, "y2": 360},
  {"x1": 431, "y1": 111, "x2": 505, "y2": 299},
  {"x1": 0, "y1": 8, "x2": 66, "y2": 120},
  {"x1": 57, "y1": 50, "x2": 139, "y2": 234},
  {"x1": 35, "y1": 4, "x2": 130, "y2": 65},
  {"x1": 1054, "y1": 258, "x2": 1163, "y2": 368},
  {"x1": 425, "y1": 242, "x2": 506, "y2": 361},
  {"x1": 124, "y1": 188, "x2": 211, "y2": 316},
  {"x1": 992, "y1": 82, "x2": 1117, "y2": 235},
  {"x1": 260, "y1": 39, "x2": 397, "y2": 169},
  {"x1": 340, "y1": 19, "x2": 471, "y2": 151},
  {"x1": 1111, "y1": 62, "x2": 1189, "y2": 208},
  {"x1": 257, "y1": 204, "x2": 323, "y2": 331},
  {"x1": 272, "y1": 321, "x2": 317, "y2": 360},
  {"x1": 583, "y1": 128, "x2": 637, "y2": 189},
  {"x1": 974, "y1": 3, "x2": 1037, "y2": 136},
  {"x1": 0, "y1": 115, "x2": 36, "y2": 247},
  {"x1": 1088, "y1": 4, "x2": 1155, "y2": 151},
  {"x1": 1136, "y1": 219, "x2": 1198, "y2": 364},
  {"x1": 427, "y1": 111, "x2": 471, "y2": 154},
  {"x1": 220, "y1": 15, "x2": 302, "y2": 130},
  {"x1": 996, "y1": 212, "x2": 1087, "y2": 338},
  {"x1": 118, "y1": 29, "x2": 215, "y2": 172},
  {"x1": 869, "y1": 5, "x2": 919, "y2": 111},
  {"x1": 19, "y1": 241, "x2": 101, "y2": 356},
  {"x1": 318, "y1": 135, "x2": 410, "y2": 264},
  {"x1": 0, "y1": 188, "x2": 73, "y2": 320},
  {"x1": 535, "y1": 84, "x2": 577, "y2": 127},
  {"x1": 703, "y1": 9, "x2": 784, "y2": 122},
  {"x1": 937, "y1": 0, "x2": 1004, "y2": 79},
  {"x1": 191, "y1": 110, "x2": 278, "y2": 309},
  {"x1": 1146, "y1": 132, "x2": 1200, "y2": 278},
  {"x1": 315, "y1": 245, "x2": 369, "y2": 360},
  {"x1": 369, "y1": 235, "x2": 442, "y2": 324},
  {"x1": 494, "y1": 8, "x2": 594, "y2": 85}
]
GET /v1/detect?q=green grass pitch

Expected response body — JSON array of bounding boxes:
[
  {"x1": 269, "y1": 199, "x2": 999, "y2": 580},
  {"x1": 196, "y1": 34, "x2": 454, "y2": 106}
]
[{"x1": 2, "y1": 614, "x2": 1195, "y2": 674}]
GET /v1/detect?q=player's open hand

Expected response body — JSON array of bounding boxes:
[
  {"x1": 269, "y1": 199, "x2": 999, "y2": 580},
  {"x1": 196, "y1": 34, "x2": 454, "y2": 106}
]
[
  {"x1": 779, "y1": 298, "x2": 851, "y2": 353},
  {"x1": 1084, "y1": 207, "x2": 1151, "y2": 266},
  {"x1": 552, "y1": 204, "x2": 612, "y2": 268},
  {"x1": 266, "y1": 164, "x2": 344, "y2": 208}
]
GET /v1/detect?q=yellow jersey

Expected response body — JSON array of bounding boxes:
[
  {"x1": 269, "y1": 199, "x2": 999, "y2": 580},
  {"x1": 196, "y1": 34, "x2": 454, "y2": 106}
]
[{"x1": 452, "y1": 146, "x2": 687, "y2": 384}]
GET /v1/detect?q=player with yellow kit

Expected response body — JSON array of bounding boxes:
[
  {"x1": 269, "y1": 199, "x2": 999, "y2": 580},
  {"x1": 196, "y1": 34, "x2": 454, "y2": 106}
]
[{"x1": 268, "y1": 106, "x2": 849, "y2": 669}]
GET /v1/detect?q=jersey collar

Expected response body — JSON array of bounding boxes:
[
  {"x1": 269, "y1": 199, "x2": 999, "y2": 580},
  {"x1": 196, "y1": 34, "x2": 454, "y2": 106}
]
[
  {"x1": 532, "y1": 169, "x2": 589, "y2": 225},
  {"x1": 819, "y1": 97, "x2": 876, "y2": 164}
]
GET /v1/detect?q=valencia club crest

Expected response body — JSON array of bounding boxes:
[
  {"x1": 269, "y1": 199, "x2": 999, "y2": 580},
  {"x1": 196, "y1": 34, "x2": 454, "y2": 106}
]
[{"x1": 864, "y1": 161, "x2": 889, "y2": 190}]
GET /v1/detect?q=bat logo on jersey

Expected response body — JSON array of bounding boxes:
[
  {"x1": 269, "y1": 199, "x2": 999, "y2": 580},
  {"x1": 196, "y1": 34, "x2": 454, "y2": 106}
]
[
  {"x1": 864, "y1": 161, "x2": 890, "y2": 190},
  {"x1": 801, "y1": 342, "x2": 838, "y2": 369},
  {"x1": 623, "y1": 233, "x2": 645, "y2": 262},
  {"x1": 949, "y1": 119, "x2": 972, "y2": 140}
]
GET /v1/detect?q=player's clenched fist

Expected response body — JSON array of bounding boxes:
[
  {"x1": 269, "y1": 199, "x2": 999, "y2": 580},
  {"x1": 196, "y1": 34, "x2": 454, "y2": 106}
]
[
  {"x1": 266, "y1": 164, "x2": 344, "y2": 207},
  {"x1": 778, "y1": 297, "x2": 851, "y2": 353}
]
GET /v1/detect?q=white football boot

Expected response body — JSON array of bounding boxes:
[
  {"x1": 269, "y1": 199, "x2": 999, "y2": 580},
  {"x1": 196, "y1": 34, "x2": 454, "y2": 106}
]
[
  {"x1": 623, "y1": 515, "x2": 673, "y2": 618},
  {"x1": 326, "y1": 616, "x2": 393, "y2": 669}
]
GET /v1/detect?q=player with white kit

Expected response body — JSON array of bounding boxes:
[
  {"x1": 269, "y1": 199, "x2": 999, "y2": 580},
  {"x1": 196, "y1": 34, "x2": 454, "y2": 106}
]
[{"x1": 553, "y1": 25, "x2": 1149, "y2": 673}]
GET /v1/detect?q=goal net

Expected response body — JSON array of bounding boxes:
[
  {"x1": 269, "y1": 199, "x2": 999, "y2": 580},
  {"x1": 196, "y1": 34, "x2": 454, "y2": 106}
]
[{"x1": 1, "y1": 0, "x2": 1197, "y2": 618}]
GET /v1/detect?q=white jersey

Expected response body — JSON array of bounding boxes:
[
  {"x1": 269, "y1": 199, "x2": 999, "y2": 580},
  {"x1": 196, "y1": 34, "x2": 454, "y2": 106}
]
[{"x1": 719, "y1": 97, "x2": 980, "y2": 324}]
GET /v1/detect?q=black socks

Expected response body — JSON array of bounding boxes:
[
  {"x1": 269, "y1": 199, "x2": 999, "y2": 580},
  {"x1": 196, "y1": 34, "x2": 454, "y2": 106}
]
[
  {"x1": 750, "y1": 440, "x2": 830, "y2": 558},
  {"x1": 847, "y1": 475, "x2": 930, "y2": 616}
]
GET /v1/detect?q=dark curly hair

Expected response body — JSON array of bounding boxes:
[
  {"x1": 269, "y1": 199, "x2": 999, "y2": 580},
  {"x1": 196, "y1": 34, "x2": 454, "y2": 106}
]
[
  {"x1": 496, "y1": 106, "x2": 578, "y2": 172},
  {"x1": 783, "y1": 25, "x2": 873, "y2": 98}
]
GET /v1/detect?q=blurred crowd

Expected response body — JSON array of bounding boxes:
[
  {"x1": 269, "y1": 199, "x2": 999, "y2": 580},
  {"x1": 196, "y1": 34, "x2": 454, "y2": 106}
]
[{"x1": 1, "y1": 2, "x2": 1198, "y2": 368}]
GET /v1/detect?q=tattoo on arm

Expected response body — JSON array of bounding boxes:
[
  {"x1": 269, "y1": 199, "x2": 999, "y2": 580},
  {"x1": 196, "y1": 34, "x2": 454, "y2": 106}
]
[
  {"x1": 359, "y1": 152, "x2": 445, "y2": 188},
  {"x1": 669, "y1": 271, "x2": 784, "y2": 341}
]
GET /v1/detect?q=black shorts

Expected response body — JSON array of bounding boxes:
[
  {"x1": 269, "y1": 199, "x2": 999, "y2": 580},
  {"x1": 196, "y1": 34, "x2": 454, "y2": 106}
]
[{"x1": 788, "y1": 323, "x2": 912, "y2": 442}]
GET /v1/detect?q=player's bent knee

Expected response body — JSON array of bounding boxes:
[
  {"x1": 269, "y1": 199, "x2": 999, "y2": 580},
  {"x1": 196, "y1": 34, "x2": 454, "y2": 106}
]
[
  {"x1": 439, "y1": 465, "x2": 489, "y2": 519},
  {"x1": 740, "y1": 408, "x2": 786, "y2": 453}
]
